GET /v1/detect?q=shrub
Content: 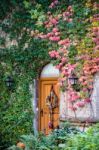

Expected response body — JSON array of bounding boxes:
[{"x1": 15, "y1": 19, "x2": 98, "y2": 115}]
[
  {"x1": 8, "y1": 122, "x2": 80, "y2": 150},
  {"x1": 65, "y1": 124, "x2": 99, "y2": 150},
  {"x1": 8, "y1": 123, "x2": 99, "y2": 150}
]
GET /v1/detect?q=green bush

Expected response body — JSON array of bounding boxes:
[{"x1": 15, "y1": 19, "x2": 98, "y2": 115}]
[
  {"x1": 65, "y1": 124, "x2": 99, "y2": 150},
  {"x1": 8, "y1": 123, "x2": 99, "y2": 150},
  {"x1": 0, "y1": 79, "x2": 33, "y2": 149},
  {"x1": 8, "y1": 122, "x2": 80, "y2": 150}
]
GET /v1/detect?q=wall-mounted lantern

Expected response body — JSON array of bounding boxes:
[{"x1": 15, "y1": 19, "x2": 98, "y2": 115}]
[
  {"x1": 5, "y1": 76, "x2": 15, "y2": 91},
  {"x1": 68, "y1": 73, "x2": 80, "y2": 91},
  {"x1": 68, "y1": 73, "x2": 78, "y2": 85}
]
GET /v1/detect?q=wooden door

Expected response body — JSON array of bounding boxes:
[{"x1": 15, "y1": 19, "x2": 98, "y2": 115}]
[{"x1": 39, "y1": 78, "x2": 60, "y2": 134}]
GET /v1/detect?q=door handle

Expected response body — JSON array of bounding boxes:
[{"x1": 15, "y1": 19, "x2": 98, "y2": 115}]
[{"x1": 40, "y1": 109, "x2": 43, "y2": 117}]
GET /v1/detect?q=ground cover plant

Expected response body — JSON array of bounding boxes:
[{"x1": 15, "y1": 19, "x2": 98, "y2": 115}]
[
  {"x1": 8, "y1": 123, "x2": 99, "y2": 150},
  {"x1": 8, "y1": 122, "x2": 81, "y2": 150}
]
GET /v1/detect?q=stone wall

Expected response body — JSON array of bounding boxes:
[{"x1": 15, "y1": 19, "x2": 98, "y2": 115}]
[
  {"x1": 30, "y1": 80, "x2": 39, "y2": 135},
  {"x1": 60, "y1": 73, "x2": 99, "y2": 122}
]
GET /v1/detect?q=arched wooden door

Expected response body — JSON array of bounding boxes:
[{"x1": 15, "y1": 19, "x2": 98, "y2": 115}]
[{"x1": 39, "y1": 78, "x2": 60, "y2": 134}]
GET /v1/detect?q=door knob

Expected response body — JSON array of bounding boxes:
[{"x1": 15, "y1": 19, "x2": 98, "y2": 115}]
[{"x1": 40, "y1": 109, "x2": 43, "y2": 117}]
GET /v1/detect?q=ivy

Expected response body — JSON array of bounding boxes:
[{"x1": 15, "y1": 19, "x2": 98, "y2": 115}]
[
  {"x1": 0, "y1": 0, "x2": 98, "y2": 148},
  {"x1": 0, "y1": 0, "x2": 50, "y2": 148}
]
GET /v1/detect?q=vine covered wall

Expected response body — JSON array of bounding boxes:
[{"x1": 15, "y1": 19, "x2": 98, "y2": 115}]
[
  {"x1": 0, "y1": 0, "x2": 50, "y2": 148},
  {"x1": 32, "y1": 0, "x2": 99, "y2": 116},
  {"x1": 0, "y1": 0, "x2": 99, "y2": 148}
]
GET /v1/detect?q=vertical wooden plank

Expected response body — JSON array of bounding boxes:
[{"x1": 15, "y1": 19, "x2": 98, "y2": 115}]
[{"x1": 39, "y1": 78, "x2": 60, "y2": 134}]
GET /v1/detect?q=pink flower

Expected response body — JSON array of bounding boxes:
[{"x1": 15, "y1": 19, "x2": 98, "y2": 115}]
[
  {"x1": 47, "y1": 11, "x2": 51, "y2": 15},
  {"x1": 49, "y1": 2, "x2": 54, "y2": 8},
  {"x1": 55, "y1": 32, "x2": 60, "y2": 36},
  {"x1": 94, "y1": 45, "x2": 99, "y2": 51},
  {"x1": 76, "y1": 101, "x2": 85, "y2": 107},
  {"x1": 69, "y1": 106, "x2": 77, "y2": 111},
  {"x1": 49, "y1": 51, "x2": 55, "y2": 58},
  {"x1": 62, "y1": 69, "x2": 68, "y2": 76},
  {"x1": 63, "y1": 11, "x2": 70, "y2": 17},
  {"x1": 49, "y1": 50, "x2": 60, "y2": 58},
  {"x1": 61, "y1": 57, "x2": 67, "y2": 63},
  {"x1": 49, "y1": 0, "x2": 59, "y2": 9},
  {"x1": 54, "y1": 0, "x2": 58, "y2": 5},
  {"x1": 67, "y1": 6, "x2": 73, "y2": 11},
  {"x1": 71, "y1": 95, "x2": 79, "y2": 102},
  {"x1": 79, "y1": 76, "x2": 86, "y2": 82},
  {"x1": 82, "y1": 88, "x2": 88, "y2": 92},
  {"x1": 81, "y1": 81, "x2": 88, "y2": 86},
  {"x1": 68, "y1": 91, "x2": 80, "y2": 102},
  {"x1": 44, "y1": 21, "x2": 49, "y2": 25},
  {"x1": 84, "y1": 98, "x2": 91, "y2": 103},
  {"x1": 38, "y1": 34, "x2": 47, "y2": 39},
  {"x1": 92, "y1": 27, "x2": 99, "y2": 32},
  {"x1": 67, "y1": 64, "x2": 76, "y2": 75},
  {"x1": 93, "y1": 2, "x2": 99, "y2": 9},
  {"x1": 49, "y1": 36, "x2": 60, "y2": 41},
  {"x1": 56, "y1": 64, "x2": 62, "y2": 70},
  {"x1": 47, "y1": 32, "x2": 54, "y2": 38},
  {"x1": 52, "y1": 27, "x2": 59, "y2": 33},
  {"x1": 94, "y1": 18, "x2": 99, "y2": 21},
  {"x1": 58, "y1": 38, "x2": 70, "y2": 46},
  {"x1": 50, "y1": 18, "x2": 58, "y2": 25},
  {"x1": 93, "y1": 37, "x2": 99, "y2": 44},
  {"x1": 68, "y1": 18, "x2": 73, "y2": 22},
  {"x1": 60, "y1": 77, "x2": 66, "y2": 81},
  {"x1": 45, "y1": 24, "x2": 52, "y2": 29}
]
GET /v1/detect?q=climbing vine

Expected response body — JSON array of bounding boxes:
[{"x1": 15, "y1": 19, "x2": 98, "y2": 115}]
[
  {"x1": 31, "y1": 0, "x2": 99, "y2": 113},
  {"x1": 0, "y1": 0, "x2": 50, "y2": 148},
  {"x1": 0, "y1": 0, "x2": 99, "y2": 148},
  {"x1": 48, "y1": 0, "x2": 99, "y2": 113}
]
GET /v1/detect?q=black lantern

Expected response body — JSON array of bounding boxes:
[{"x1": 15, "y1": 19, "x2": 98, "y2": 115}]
[
  {"x1": 68, "y1": 73, "x2": 78, "y2": 85},
  {"x1": 5, "y1": 76, "x2": 14, "y2": 90}
]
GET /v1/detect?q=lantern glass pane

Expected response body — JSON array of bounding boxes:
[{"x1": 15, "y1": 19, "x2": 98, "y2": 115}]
[
  {"x1": 5, "y1": 76, "x2": 14, "y2": 90},
  {"x1": 70, "y1": 78, "x2": 75, "y2": 85}
]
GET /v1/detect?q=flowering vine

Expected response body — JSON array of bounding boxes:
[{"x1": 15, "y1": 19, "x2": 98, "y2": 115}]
[{"x1": 30, "y1": 0, "x2": 99, "y2": 115}]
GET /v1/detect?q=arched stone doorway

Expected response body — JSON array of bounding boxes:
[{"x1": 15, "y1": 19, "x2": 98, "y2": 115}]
[{"x1": 39, "y1": 64, "x2": 60, "y2": 134}]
